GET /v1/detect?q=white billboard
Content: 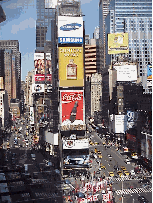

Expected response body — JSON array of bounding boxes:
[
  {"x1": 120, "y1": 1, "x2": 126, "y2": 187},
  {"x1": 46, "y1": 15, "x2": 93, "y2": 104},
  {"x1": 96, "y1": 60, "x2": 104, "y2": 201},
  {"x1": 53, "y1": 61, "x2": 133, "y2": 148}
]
[
  {"x1": 115, "y1": 115, "x2": 127, "y2": 134},
  {"x1": 114, "y1": 65, "x2": 137, "y2": 81},
  {"x1": 58, "y1": 16, "x2": 83, "y2": 44},
  {"x1": 45, "y1": 132, "x2": 58, "y2": 145},
  {"x1": 30, "y1": 107, "x2": 34, "y2": 125},
  {"x1": 32, "y1": 84, "x2": 45, "y2": 93},
  {"x1": 127, "y1": 110, "x2": 138, "y2": 129},
  {"x1": 63, "y1": 139, "x2": 89, "y2": 149},
  {"x1": 34, "y1": 53, "x2": 44, "y2": 60},
  {"x1": 45, "y1": 0, "x2": 57, "y2": 8}
]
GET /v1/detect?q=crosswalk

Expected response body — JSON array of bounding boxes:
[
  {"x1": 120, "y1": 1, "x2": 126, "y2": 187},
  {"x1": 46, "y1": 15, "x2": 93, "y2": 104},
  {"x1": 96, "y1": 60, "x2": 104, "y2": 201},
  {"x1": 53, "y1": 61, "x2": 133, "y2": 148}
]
[
  {"x1": 109, "y1": 176, "x2": 143, "y2": 182},
  {"x1": 116, "y1": 187, "x2": 152, "y2": 195}
]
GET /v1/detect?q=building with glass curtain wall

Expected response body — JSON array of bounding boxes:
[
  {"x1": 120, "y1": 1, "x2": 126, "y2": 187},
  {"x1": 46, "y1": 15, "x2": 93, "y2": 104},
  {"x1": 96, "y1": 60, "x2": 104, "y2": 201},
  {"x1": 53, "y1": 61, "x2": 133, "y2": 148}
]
[
  {"x1": 36, "y1": 0, "x2": 56, "y2": 52},
  {"x1": 103, "y1": 0, "x2": 152, "y2": 93}
]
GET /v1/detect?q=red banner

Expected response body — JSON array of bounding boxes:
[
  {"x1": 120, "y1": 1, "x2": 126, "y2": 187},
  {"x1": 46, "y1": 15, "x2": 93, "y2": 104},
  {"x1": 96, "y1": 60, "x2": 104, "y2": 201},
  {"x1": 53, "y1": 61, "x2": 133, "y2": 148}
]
[{"x1": 61, "y1": 91, "x2": 84, "y2": 124}]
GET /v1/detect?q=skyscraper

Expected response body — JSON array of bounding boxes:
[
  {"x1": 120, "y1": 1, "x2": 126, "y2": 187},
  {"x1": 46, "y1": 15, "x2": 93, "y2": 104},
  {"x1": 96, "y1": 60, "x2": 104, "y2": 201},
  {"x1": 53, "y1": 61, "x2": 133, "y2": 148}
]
[
  {"x1": 36, "y1": 0, "x2": 56, "y2": 52},
  {"x1": 0, "y1": 40, "x2": 21, "y2": 99},
  {"x1": 104, "y1": 0, "x2": 152, "y2": 93}
]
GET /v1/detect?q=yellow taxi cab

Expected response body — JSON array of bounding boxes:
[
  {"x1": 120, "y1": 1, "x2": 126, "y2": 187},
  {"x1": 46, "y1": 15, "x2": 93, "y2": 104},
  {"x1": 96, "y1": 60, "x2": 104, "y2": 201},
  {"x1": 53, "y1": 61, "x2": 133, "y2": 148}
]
[
  {"x1": 26, "y1": 132, "x2": 28, "y2": 136},
  {"x1": 95, "y1": 142, "x2": 98, "y2": 145},
  {"x1": 117, "y1": 171, "x2": 123, "y2": 177},
  {"x1": 95, "y1": 148, "x2": 98, "y2": 153},
  {"x1": 98, "y1": 154, "x2": 103, "y2": 158},
  {"x1": 121, "y1": 166, "x2": 127, "y2": 171},
  {"x1": 124, "y1": 170, "x2": 130, "y2": 176},
  {"x1": 26, "y1": 126, "x2": 29, "y2": 129},
  {"x1": 102, "y1": 142, "x2": 106, "y2": 145},
  {"x1": 100, "y1": 164, "x2": 106, "y2": 169},
  {"x1": 109, "y1": 172, "x2": 114, "y2": 177},
  {"x1": 97, "y1": 151, "x2": 102, "y2": 154}
]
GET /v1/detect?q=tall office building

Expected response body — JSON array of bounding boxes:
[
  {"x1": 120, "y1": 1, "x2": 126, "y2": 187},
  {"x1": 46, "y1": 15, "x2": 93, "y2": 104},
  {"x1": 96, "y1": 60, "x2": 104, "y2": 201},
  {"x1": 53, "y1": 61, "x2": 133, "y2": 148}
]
[
  {"x1": 104, "y1": 0, "x2": 152, "y2": 93},
  {"x1": 99, "y1": 0, "x2": 110, "y2": 70},
  {"x1": 0, "y1": 40, "x2": 21, "y2": 99},
  {"x1": 36, "y1": 0, "x2": 56, "y2": 52}
]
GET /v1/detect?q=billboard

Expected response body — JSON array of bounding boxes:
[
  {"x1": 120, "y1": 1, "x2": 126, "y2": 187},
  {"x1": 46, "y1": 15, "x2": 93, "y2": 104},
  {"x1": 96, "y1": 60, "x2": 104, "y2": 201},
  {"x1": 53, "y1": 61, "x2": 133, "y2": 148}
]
[
  {"x1": 147, "y1": 65, "x2": 152, "y2": 86},
  {"x1": 63, "y1": 139, "x2": 89, "y2": 149},
  {"x1": 60, "y1": 90, "x2": 85, "y2": 131},
  {"x1": 147, "y1": 65, "x2": 152, "y2": 80},
  {"x1": 32, "y1": 84, "x2": 45, "y2": 93},
  {"x1": 0, "y1": 77, "x2": 4, "y2": 89},
  {"x1": 45, "y1": 0, "x2": 57, "y2": 8},
  {"x1": 34, "y1": 53, "x2": 52, "y2": 82},
  {"x1": 58, "y1": 16, "x2": 83, "y2": 44},
  {"x1": 114, "y1": 64, "x2": 137, "y2": 81},
  {"x1": 108, "y1": 33, "x2": 129, "y2": 54},
  {"x1": 115, "y1": 115, "x2": 127, "y2": 134},
  {"x1": 127, "y1": 110, "x2": 138, "y2": 129},
  {"x1": 30, "y1": 107, "x2": 34, "y2": 125},
  {"x1": 58, "y1": 47, "x2": 84, "y2": 87}
]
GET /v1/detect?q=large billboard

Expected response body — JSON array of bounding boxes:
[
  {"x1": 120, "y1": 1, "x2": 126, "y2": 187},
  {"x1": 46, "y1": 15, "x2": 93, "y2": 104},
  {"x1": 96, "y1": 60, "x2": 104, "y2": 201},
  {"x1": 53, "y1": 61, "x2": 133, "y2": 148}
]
[
  {"x1": 30, "y1": 107, "x2": 34, "y2": 125},
  {"x1": 115, "y1": 115, "x2": 127, "y2": 134},
  {"x1": 45, "y1": 0, "x2": 57, "y2": 8},
  {"x1": 32, "y1": 84, "x2": 45, "y2": 93},
  {"x1": 34, "y1": 53, "x2": 52, "y2": 82},
  {"x1": 108, "y1": 33, "x2": 129, "y2": 54},
  {"x1": 63, "y1": 139, "x2": 89, "y2": 149},
  {"x1": 60, "y1": 90, "x2": 85, "y2": 131},
  {"x1": 114, "y1": 64, "x2": 137, "y2": 81},
  {"x1": 58, "y1": 47, "x2": 84, "y2": 87},
  {"x1": 58, "y1": 16, "x2": 83, "y2": 44}
]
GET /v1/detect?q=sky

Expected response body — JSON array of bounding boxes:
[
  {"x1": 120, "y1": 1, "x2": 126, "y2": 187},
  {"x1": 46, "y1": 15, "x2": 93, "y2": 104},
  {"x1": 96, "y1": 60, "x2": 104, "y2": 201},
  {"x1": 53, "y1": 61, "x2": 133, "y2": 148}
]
[{"x1": 0, "y1": 0, "x2": 99, "y2": 81}]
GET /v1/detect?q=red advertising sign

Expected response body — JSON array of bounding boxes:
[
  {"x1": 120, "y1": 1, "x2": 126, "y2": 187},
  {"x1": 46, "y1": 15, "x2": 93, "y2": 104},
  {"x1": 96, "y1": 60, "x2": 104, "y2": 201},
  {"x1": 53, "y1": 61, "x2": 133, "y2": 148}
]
[
  {"x1": 35, "y1": 74, "x2": 52, "y2": 81},
  {"x1": 60, "y1": 90, "x2": 84, "y2": 124}
]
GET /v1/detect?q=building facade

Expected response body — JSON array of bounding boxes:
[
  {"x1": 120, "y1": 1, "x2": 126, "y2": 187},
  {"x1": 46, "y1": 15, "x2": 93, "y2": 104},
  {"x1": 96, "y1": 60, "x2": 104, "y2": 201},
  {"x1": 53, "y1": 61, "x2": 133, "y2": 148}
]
[
  {"x1": 91, "y1": 73, "x2": 102, "y2": 117},
  {"x1": 104, "y1": 0, "x2": 152, "y2": 93},
  {"x1": 0, "y1": 90, "x2": 9, "y2": 127},
  {"x1": 0, "y1": 40, "x2": 21, "y2": 99}
]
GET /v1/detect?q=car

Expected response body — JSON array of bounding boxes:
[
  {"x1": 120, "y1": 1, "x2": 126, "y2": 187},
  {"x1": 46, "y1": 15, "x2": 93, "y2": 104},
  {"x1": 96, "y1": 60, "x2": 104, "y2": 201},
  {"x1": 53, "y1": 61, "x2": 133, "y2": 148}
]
[
  {"x1": 98, "y1": 167, "x2": 101, "y2": 171},
  {"x1": 31, "y1": 154, "x2": 36, "y2": 160},
  {"x1": 107, "y1": 154, "x2": 112, "y2": 159},
  {"x1": 98, "y1": 154, "x2": 102, "y2": 159},
  {"x1": 138, "y1": 196, "x2": 149, "y2": 203},
  {"x1": 109, "y1": 172, "x2": 114, "y2": 177},
  {"x1": 125, "y1": 159, "x2": 131, "y2": 164},
  {"x1": 121, "y1": 166, "x2": 127, "y2": 171},
  {"x1": 97, "y1": 151, "x2": 102, "y2": 154},
  {"x1": 130, "y1": 170, "x2": 136, "y2": 176},
  {"x1": 96, "y1": 171, "x2": 100, "y2": 174},
  {"x1": 124, "y1": 170, "x2": 130, "y2": 176},
  {"x1": 100, "y1": 164, "x2": 106, "y2": 169},
  {"x1": 94, "y1": 154, "x2": 97, "y2": 159},
  {"x1": 117, "y1": 171, "x2": 123, "y2": 177}
]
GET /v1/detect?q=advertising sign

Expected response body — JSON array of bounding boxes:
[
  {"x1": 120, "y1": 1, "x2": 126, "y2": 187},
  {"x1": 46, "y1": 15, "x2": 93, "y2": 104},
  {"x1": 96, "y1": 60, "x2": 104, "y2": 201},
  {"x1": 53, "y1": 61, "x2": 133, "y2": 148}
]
[
  {"x1": 34, "y1": 53, "x2": 52, "y2": 82},
  {"x1": 58, "y1": 47, "x2": 84, "y2": 87},
  {"x1": 32, "y1": 84, "x2": 45, "y2": 93},
  {"x1": 103, "y1": 194, "x2": 109, "y2": 202},
  {"x1": 127, "y1": 110, "x2": 138, "y2": 129},
  {"x1": 147, "y1": 65, "x2": 152, "y2": 80},
  {"x1": 58, "y1": 16, "x2": 83, "y2": 44},
  {"x1": 114, "y1": 65, "x2": 137, "y2": 81},
  {"x1": 0, "y1": 77, "x2": 4, "y2": 89},
  {"x1": 108, "y1": 33, "x2": 129, "y2": 54},
  {"x1": 115, "y1": 115, "x2": 127, "y2": 134},
  {"x1": 63, "y1": 139, "x2": 89, "y2": 149},
  {"x1": 45, "y1": 0, "x2": 57, "y2": 8},
  {"x1": 30, "y1": 107, "x2": 34, "y2": 125},
  {"x1": 60, "y1": 90, "x2": 85, "y2": 131}
]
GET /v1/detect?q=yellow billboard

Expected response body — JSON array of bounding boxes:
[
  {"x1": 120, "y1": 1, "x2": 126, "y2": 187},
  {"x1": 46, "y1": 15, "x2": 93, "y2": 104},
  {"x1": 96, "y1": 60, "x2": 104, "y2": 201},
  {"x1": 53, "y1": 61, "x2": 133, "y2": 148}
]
[
  {"x1": 58, "y1": 47, "x2": 84, "y2": 87},
  {"x1": 108, "y1": 33, "x2": 129, "y2": 54}
]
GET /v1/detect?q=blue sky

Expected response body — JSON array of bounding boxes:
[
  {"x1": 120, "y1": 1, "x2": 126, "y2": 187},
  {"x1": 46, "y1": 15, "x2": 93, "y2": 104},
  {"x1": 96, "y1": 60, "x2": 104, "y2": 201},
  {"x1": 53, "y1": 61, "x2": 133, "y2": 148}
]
[{"x1": 0, "y1": 0, "x2": 99, "y2": 81}]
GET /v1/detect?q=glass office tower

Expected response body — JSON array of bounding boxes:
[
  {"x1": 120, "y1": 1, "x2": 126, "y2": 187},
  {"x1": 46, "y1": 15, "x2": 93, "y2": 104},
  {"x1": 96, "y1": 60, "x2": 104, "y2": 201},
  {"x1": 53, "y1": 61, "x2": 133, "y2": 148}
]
[
  {"x1": 36, "y1": 0, "x2": 56, "y2": 52},
  {"x1": 103, "y1": 0, "x2": 152, "y2": 93}
]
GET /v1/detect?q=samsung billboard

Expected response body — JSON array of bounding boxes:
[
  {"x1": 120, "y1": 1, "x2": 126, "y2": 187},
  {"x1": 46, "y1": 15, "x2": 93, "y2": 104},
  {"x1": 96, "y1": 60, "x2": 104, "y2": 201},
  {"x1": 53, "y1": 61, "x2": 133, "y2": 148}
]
[{"x1": 58, "y1": 16, "x2": 83, "y2": 44}]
